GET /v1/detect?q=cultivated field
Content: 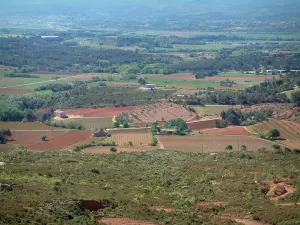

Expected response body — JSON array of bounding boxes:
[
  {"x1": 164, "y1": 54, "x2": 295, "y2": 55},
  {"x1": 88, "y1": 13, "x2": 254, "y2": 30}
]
[
  {"x1": 0, "y1": 88, "x2": 33, "y2": 94},
  {"x1": 62, "y1": 106, "x2": 141, "y2": 118},
  {"x1": 8, "y1": 131, "x2": 65, "y2": 146},
  {"x1": 82, "y1": 145, "x2": 157, "y2": 154},
  {"x1": 187, "y1": 119, "x2": 221, "y2": 130},
  {"x1": 52, "y1": 117, "x2": 113, "y2": 130},
  {"x1": 123, "y1": 103, "x2": 196, "y2": 125},
  {"x1": 202, "y1": 126, "x2": 251, "y2": 136},
  {"x1": 27, "y1": 130, "x2": 92, "y2": 151},
  {"x1": 0, "y1": 122, "x2": 53, "y2": 130},
  {"x1": 158, "y1": 135, "x2": 274, "y2": 153},
  {"x1": 194, "y1": 105, "x2": 241, "y2": 116},
  {"x1": 141, "y1": 73, "x2": 195, "y2": 81},
  {"x1": 249, "y1": 119, "x2": 300, "y2": 148},
  {"x1": 102, "y1": 128, "x2": 153, "y2": 146}
]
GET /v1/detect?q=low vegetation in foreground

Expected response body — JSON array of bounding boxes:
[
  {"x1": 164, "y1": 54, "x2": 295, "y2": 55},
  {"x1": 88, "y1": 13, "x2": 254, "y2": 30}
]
[{"x1": 1, "y1": 150, "x2": 300, "y2": 225}]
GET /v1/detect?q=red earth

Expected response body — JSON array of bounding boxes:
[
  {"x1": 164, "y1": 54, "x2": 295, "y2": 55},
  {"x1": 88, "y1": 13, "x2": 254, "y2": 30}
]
[
  {"x1": 27, "y1": 130, "x2": 92, "y2": 151},
  {"x1": 206, "y1": 75, "x2": 280, "y2": 81},
  {"x1": 202, "y1": 126, "x2": 251, "y2": 136},
  {"x1": 187, "y1": 119, "x2": 221, "y2": 131},
  {"x1": 8, "y1": 131, "x2": 64, "y2": 146},
  {"x1": 61, "y1": 106, "x2": 141, "y2": 117}
]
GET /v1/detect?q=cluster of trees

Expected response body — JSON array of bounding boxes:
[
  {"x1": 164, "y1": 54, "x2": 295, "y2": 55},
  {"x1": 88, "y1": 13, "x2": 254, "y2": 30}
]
[
  {"x1": 35, "y1": 83, "x2": 73, "y2": 92},
  {"x1": 4, "y1": 73, "x2": 39, "y2": 78},
  {"x1": 0, "y1": 129, "x2": 11, "y2": 144},
  {"x1": 221, "y1": 108, "x2": 273, "y2": 126},
  {"x1": 194, "y1": 71, "x2": 218, "y2": 79},
  {"x1": 164, "y1": 118, "x2": 188, "y2": 135}
]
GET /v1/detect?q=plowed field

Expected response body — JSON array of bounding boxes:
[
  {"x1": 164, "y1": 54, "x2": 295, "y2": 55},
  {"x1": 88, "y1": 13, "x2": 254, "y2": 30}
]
[
  {"x1": 187, "y1": 119, "x2": 221, "y2": 130},
  {"x1": 53, "y1": 117, "x2": 113, "y2": 130},
  {"x1": 9, "y1": 131, "x2": 65, "y2": 146},
  {"x1": 105, "y1": 129, "x2": 152, "y2": 146},
  {"x1": 158, "y1": 135, "x2": 273, "y2": 153},
  {"x1": 202, "y1": 126, "x2": 251, "y2": 136},
  {"x1": 27, "y1": 130, "x2": 92, "y2": 151}
]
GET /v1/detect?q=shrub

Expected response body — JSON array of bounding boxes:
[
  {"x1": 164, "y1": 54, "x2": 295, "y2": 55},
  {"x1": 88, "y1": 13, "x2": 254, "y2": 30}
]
[
  {"x1": 41, "y1": 135, "x2": 47, "y2": 141},
  {"x1": 225, "y1": 145, "x2": 233, "y2": 151},
  {"x1": 128, "y1": 141, "x2": 133, "y2": 146},
  {"x1": 110, "y1": 147, "x2": 117, "y2": 153},
  {"x1": 241, "y1": 145, "x2": 247, "y2": 151},
  {"x1": 150, "y1": 137, "x2": 158, "y2": 146}
]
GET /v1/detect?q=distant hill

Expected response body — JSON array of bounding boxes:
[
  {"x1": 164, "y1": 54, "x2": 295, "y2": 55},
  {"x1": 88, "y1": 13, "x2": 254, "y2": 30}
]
[{"x1": 1, "y1": 0, "x2": 300, "y2": 20}]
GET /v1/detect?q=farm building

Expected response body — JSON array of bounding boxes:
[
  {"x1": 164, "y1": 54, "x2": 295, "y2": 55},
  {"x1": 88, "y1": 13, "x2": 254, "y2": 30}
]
[
  {"x1": 145, "y1": 84, "x2": 156, "y2": 89},
  {"x1": 54, "y1": 110, "x2": 68, "y2": 118}
]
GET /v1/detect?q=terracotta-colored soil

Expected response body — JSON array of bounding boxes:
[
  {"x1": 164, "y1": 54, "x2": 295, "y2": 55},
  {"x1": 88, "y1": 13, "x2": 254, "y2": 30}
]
[
  {"x1": 196, "y1": 201, "x2": 226, "y2": 207},
  {"x1": 0, "y1": 122, "x2": 54, "y2": 130},
  {"x1": 148, "y1": 206, "x2": 182, "y2": 214},
  {"x1": 264, "y1": 180, "x2": 296, "y2": 200},
  {"x1": 125, "y1": 103, "x2": 196, "y2": 124},
  {"x1": 202, "y1": 126, "x2": 251, "y2": 136},
  {"x1": 278, "y1": 202, "x2": 300, "y2": 206},
  {"x1": 158, "y1": 135, "x2": 274, "y2": 153},
  {"x1": 0, "y1": 88, "x2": 32, "y2": 94},
  {"x1": 27, "y1": 130, "x2": 92, "y2": 151},
  {"x1": 62, "y1": 106, "x2": 141, "y2": 118},
  {"x1": 187, "y1": 119, "x2": 221, "y2": 131},
  {"x1": 8, "y1": 131, "x2": 64, "y2": 146},
  {"x1": 97, "y1": 217, "x2": 158, "y2": 225},
  {"x1": 220, "y1": 214, "x2": 270, "y2": 225}
]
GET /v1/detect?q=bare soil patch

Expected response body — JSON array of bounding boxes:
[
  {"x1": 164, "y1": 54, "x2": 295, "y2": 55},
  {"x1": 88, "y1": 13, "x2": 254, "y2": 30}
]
[
  {"x1": 8, "y1": 131, "x2": 64, "y2": 146},
  {"x1": 158, "y1": 135, "x2": 274, "y2": 153},
  {"x1": 264, "y1": 180, "x2": 296, "y2": 200},
  {"x1": 278, "y1": 202, "x2": 300, "y2": 206},
  {"x1": 196, "y1": 201, "x2": 226, "y2": 207},
  {"x1": 62, "y1": 106, "x2": 141, "y2": 118},
  {"x1": 220, "y1": 214, "x2": 270, "y2": 225},
  {"x1": 148, "y1": 206, "x2": 181, "y2": 214},
  {"x1": 27, "y1": 130, "x2": 92, "y2": 151},
  {"x1": 97, "y1": 217, "x2": 158, "y2": 225},
  {"x1": 202, "y1": 126, "x2": 251, "y2": 136}
]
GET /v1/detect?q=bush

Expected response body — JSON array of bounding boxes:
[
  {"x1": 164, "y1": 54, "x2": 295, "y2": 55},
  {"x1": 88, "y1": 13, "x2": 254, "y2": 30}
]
[
  {"x1": 241, "y1": 145, "x2": 247, "y2": 151},
  {"x1": 128, "y1": 141, "x2": 133, "y2": 146},
  {"x1": 41, "y1": 135, "x2": 47, "y2": 141},
  {"x1": 110, "y1": 147, "x2": 117, "y2": 153},
  {"x1": 225, "y1": 145, "x2": 233, "y2": 151},
  {"x1": 73, "y1": 141, "x2": 117, "y2": 152},
  {"x1": 150, "y1": 136, "x2": 158, "y2": 146}
]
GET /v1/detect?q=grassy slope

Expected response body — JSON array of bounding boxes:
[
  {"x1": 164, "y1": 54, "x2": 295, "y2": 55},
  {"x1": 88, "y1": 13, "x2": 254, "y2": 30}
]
[{"x1": 1, "y1": 150, "x2": 300, "y2": 224}]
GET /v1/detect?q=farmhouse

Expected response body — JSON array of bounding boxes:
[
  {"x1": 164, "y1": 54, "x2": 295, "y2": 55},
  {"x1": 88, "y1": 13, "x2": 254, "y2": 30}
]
[
  {"x1": 145, "y1": 84, "x2": 156, "y2": 89},
  {"x1": 54, "y1": 110, "x2": 67, "y2": 118}
]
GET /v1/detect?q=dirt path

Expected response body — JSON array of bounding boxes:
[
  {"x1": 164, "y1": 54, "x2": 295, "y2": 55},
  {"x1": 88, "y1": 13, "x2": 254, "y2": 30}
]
[
  {"x1": 156, "y1": 136, "x2": 165, "y2": 150},
  {"x1": 196, "y1": 201, "x2": 226, "y2": 207},
  {"x1": 0, "y1": 73, "x2": 90, "y2": 89},
  {"x1": 264, "y1": 180, "x2": 296, "y2": 200},
  {"x1": 220, "y1": 215, "x2": 270, "y2": 225},
  {"x1": 278, "y1": 202, "x2": 300, "y2": 206},
  {"x1": 97, "y1": 217, "x2": 159, "y2": 225}
]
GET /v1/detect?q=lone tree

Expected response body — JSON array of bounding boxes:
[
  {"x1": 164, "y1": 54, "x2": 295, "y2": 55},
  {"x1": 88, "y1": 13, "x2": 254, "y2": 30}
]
[
  {"x1": 0, "y1": 129, "x2": 12, "y2": 144},
  {"x1": 241, "y1": 145, "x2": 247, "y2": 151},
  {"x1": 138, "y1": 78, "x2": 147, "y2": 85},
  {"x1": 267, "y1": 128, "x2": 280, "y2": 140},
  {"x1": 225, "y1": 145, "x2": 233, "y2": 151},
  {"x1": 41, "y1": 135, "x2": 47, "y2": 141}
]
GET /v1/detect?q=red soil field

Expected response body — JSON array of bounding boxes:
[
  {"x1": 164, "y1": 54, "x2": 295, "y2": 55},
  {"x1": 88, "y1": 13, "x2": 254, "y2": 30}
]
[
  {"x1": 27, "y1": 130, "x2": 92, "y2": 151},
  {"x1": 187, "y1": 119, "x2": 221, "y2": 131},
  {"x1": 158, "y1": 135, "x2": 274, "y2": 153},
  {"x1": 206, "y1": 75, "x2": 280, "y2": 81},
  {"x1": 30, "y1": 71, "x2": 80, "y2": 75},
  {"x1": 0, "y1": 88, "x2": 33, "y2": 94},
  {"x1": 62, "y1": 106, "x2": 141, "y2": 117},
  {"x1": 202, "y1": 126, "x2": 251, "y2": 136},
  {"x1": 155, "y1": 74, "x2": 195, "y2": 81},
  {"x1": 72, "y1": 73, "x2": 106, "y2": 81},
  {"x1": 8, "y1": 131, "x2": 64, "y2": 146},
  {"x1": 126, "y1": 103, "x2": 196, "y2": 124}
]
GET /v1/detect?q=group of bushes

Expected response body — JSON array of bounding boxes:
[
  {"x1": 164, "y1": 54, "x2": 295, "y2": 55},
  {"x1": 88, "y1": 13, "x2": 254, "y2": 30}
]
[
  {"x1": 45, "y1": 122, "x2": 85, "y2": 130},
  {"x1": 4, "y1": 73, "x2": 39, "y2": 78},
  {"x1": 73, "y1": 140, "x2": 117, "y2": 152}
]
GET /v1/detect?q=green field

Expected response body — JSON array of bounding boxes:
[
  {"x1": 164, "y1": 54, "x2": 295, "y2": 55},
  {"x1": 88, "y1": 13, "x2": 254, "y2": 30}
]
[
  {"x1": 52, "y1": 117, "x2": 114, "y2": 130},
  {"x1": 194, "y1": 105, "x2": 241, "y2": 116},
  {"x1": 0, "y1": 150, "x2": 300, "y2": 224}
]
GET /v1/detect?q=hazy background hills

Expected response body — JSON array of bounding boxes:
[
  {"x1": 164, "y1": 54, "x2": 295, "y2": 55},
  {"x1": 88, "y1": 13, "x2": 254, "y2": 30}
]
[{"x1": 1, "y1": 0, "x2": 300, "y2": 19}]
